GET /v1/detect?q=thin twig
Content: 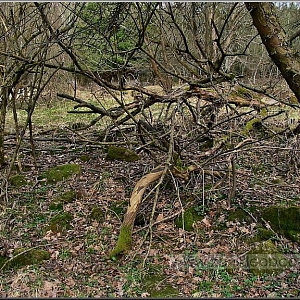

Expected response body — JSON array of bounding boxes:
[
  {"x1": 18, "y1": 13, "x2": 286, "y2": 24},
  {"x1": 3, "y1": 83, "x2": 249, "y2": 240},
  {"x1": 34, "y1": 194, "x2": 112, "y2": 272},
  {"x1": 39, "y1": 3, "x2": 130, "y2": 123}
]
[{"x1": 227, "y1": 156, "x2": 237, "y2": 208}]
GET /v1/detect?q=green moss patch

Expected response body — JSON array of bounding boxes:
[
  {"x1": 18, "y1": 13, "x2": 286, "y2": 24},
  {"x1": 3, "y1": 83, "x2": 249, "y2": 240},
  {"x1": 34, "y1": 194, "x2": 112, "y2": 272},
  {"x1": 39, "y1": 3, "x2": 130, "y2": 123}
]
[
  {"x1": 110, "y1": 225, "x2": 132, "y2": 258},
  {"x1": 106, "y1": 146, "x2": 140, "y2": 162},
  {"x1": 175, "y1": 207, "x2": 203, "y2": 232},
  {"x1": 261, "y1": 206, "x2": 300, "y2": 242},
  {"x1": 79, "y1": 154, "x2": 91, "y2": 162},
  {"x1": 247, "y1": 240, "x2": 290, "y2": 275},
  {"x1": 40, "y1": 164, "x2": 81, "y2": 184},
  {"x1": 90, "y1": 206, "x2": 105, "y2": 222},
  {"x1": 232, "y1": 86, "x2": 255, "y2": 99},
  {"x1": 9, "y1": 174, "x2": 28, "y2": 187},
  {"x1": 57, "y1": 190, "x2": 78, "y2": 203},
  {"x1": 257, "y1": 227, "x2": 276, "y2": 241},
  {"x1": 49, "y1": 190, "x2": 78, "y2": 211},
  {"x1": 49, "y1": 212, "x2": 73, "y2": 233},
  {"x1": 227, "y1": 208, "x2": 256, "y2": 224},
  {"x1": 243, "y1": 118, "x2": 262, "y2": 135},
  {"x1": 248, "y1": 227, "x2": 276, "y2": 243},
  {"x1": 143, "y1": 272, "x2": 179, "y2": 297},
  {"x1": 1, "y1": 248, "x2": 50, "y2": 271},
  {"x1": 49, "y1": 202, "x2": 64, "y2": 211}
]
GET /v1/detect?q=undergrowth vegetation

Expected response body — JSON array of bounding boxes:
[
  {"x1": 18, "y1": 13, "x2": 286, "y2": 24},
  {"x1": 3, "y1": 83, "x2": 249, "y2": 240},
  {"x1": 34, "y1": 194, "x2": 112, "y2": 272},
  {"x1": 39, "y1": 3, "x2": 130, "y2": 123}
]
[{"x1": 1, "y1": 85, "x2": 300, "y2": 297}]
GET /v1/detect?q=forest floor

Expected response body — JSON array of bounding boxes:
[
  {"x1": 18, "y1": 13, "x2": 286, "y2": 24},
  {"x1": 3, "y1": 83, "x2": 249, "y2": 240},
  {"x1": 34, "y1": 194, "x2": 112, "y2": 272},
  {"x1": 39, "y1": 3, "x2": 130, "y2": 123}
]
[{"x1": 0, "y1": 87, "x2": 300, "y2": 297}]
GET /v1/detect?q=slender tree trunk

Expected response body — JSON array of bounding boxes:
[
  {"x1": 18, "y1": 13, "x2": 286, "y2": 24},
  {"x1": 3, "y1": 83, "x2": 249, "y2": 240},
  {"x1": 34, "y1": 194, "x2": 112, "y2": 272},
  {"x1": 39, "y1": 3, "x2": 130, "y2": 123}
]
[
  {"x1": 0, "y1": 88, "x2": 8, "y2": 167},
  {"x1": 245, "y1": 2, "x2": 300, "y2": 102}
]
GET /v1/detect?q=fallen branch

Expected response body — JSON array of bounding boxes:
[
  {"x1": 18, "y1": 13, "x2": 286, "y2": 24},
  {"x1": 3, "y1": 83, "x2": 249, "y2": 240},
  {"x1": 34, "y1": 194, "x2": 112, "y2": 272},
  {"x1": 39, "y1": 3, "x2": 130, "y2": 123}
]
[
  {"x1": 110, "y1": 165, "x2": 165, "y2": 257},
  {"x1": 109, "y1": 162, "x2": 224, "y2": 257}
]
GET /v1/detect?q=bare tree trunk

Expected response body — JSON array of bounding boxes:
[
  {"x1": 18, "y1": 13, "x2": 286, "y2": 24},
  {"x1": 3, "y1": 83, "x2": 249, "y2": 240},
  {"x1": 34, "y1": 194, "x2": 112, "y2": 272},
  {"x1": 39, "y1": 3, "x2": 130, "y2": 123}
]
[
  {"x1": 245, "y1": 2, "x2": 300, "y2": 102},
  {"x1": 0, "y1": 89, "x2": 7, "y2": 167}
]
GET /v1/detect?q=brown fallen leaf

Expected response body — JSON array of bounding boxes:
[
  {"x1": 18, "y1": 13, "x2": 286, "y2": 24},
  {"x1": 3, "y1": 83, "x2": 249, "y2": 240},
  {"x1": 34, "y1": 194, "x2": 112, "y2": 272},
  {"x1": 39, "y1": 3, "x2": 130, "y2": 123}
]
[
  {"x1": 156, "y1": 213, "x2": 164, "y2": 222},
  {"x1": 201, "y1": 217, "x2": 211, "y2": 227}
]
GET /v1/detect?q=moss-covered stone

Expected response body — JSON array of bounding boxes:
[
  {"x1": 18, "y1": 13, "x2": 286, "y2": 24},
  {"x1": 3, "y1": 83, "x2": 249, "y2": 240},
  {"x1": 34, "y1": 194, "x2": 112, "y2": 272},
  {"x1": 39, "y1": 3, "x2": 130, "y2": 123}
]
[
  {"x1": 247, "y1": 240, "x2": 290, "y2": 275},
  {"x1": 261, "y1": 206, "x2": 300, "y2": 242},
  {"x1": 257, "y1": 227, "x2": 276, "y2": 241},
  {"x1": 13, "y1": 248, "x2": 50, "y2": 267},
  {"x1": 143, "y1": 272, "x2": 179, "y2": 298},
  {"x1": 1, "y1": 248, "x2": 50, "y2": 270},
  {"x1": 227, "y1": 208, "x2": 255, "y2": 223},
  {"x1": 49, "y1": 190, "x2": 78, "y2": 211},
  {"x1": 40, "y1": 164, "x2": 81, "y2": 184},
  {"x1": 90, "y1": 206, "x2": 105, "y2": 222},
  {"x1": 9, "y1": 174, "x2": 28, "y2": 187},
  {"x1": 106, "y1": 146, "x2": 140, "y2": 162},
  {"x1": 226, "y1": 206, "x2": 257, "y2": 223},
  {"x1": 175, "y1": 207, "x2": 203, "y2": 232},
  {"x1": 49, "y1": 212, "x2": 73, "y2": 233},
  {"x1": 248, "y1": 227, "x2": 276, "y2": 243},
  {"x1": 57, "y1": 190, "x2": 78, "y2": 203},
  {"x1": 79, "y1": 154, "x2": 91, "y2": 162}
]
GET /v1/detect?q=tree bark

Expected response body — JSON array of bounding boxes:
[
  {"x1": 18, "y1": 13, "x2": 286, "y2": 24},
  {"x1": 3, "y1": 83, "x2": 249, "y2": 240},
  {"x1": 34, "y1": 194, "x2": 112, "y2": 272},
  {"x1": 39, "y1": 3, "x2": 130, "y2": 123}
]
[
  {"x1": 110, "y1": 166, "x2": 165, "y2": 257},
  {"x1": 0, "y1": 93, "x2": 7, "y2": 167},
  {"x1": 245, "y1": 2, "x2": 300, "y2": 102}
]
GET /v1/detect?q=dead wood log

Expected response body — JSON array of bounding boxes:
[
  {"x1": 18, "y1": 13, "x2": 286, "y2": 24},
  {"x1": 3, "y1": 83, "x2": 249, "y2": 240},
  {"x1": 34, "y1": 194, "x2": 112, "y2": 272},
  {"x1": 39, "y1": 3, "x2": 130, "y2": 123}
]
[
  {"x1": 109, "y1": 161, "x2": 226, "y2": 257},
  {"x1": 110, "y1": 165, "x2": 165, "y2": 257},
  {"x1": 190, "y1": 88, "x2": 267, "y2": 110}
]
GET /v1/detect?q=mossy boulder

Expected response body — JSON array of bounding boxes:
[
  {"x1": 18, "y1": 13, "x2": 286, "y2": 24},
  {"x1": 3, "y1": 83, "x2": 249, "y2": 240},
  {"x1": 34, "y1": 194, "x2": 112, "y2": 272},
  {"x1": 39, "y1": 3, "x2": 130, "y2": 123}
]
[
  {"x1": 175, "y1": 207, "x2": 203, "y2": 232},
  {"x1": 143, "y1": 272, "x2": 179, "y2": 298},
  {"x1": 1, "y1": 248, "x2": 50, "y2": 271},
  {"x1": 49, "y1": 190, "x2": 78, "y2": 211},
  {"x1": 257, "y1": 227, "x2": 276, "y2": 241},
  {"x1": 227, "y1": 208, "x2": 256, "y2": 224},
  {"x1": 9, "y1": 174, "x2": 28, "y2": 187},
  {"x1": 40, "y1": 164, "x2": 81, "y2": 184},
  {"x1": 106, "y1": 146, "x2": 140, "y2": 162},
  {"x1": 58, "y1": 190, "x2": 78, "y2": 203},
  {"x1": 247, "y1": 240, "x2": 290, "y2": 275},
  {"x1": 261, "y1": 206, "x2": 300, "y2": 242},
  {"x1": 248, "y1": 227, "x2": 276, "y2": 243},
  {"x1": 49, "y1": 212, "x2": 73, "y2": 233},
  {"x1": 79, "y1": 154, "x2": 91, "y2": 162},
  {"x1": 90, "y1": 206, "x2": 105, "y2": 222}
]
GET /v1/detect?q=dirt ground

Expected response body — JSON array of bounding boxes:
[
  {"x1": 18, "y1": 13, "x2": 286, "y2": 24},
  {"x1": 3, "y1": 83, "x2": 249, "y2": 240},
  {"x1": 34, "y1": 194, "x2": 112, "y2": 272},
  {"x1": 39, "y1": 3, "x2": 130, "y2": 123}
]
[{"x1": 1, "y1": 95, "x2": 300, "y2": 297}]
